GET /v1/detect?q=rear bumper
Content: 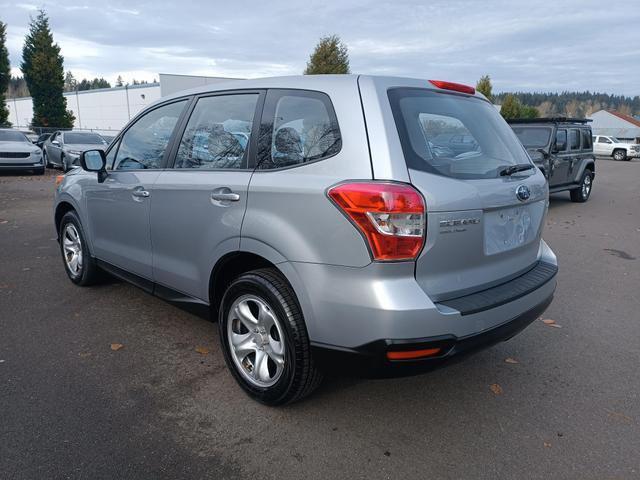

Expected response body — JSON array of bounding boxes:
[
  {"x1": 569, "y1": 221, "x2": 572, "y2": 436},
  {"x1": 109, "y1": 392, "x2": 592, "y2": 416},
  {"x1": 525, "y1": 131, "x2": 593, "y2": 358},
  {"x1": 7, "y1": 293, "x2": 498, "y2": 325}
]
[{"x1": 312, "y1": 292, "x2": 553, "y2": 378}]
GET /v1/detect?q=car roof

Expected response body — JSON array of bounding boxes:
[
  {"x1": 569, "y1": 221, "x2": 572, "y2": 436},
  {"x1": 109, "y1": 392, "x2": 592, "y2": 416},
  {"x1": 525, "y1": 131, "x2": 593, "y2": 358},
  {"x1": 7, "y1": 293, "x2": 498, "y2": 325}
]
[{"x1": 159, "y1": 74, "x2": 489, "y2": 103}]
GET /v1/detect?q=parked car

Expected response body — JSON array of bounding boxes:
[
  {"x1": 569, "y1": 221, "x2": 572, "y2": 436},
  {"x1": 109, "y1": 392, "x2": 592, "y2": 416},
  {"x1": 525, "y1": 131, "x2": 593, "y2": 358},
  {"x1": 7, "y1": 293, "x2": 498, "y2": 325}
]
[
  {"x1": 0, "y1": 128, "x2": 46, "y2": 174},
  {"x1": 54, "y1": 75, "x2": 557, "y2": 405},
  {"x1": 509, "y1": 118, "x2": 596, "y2": 202},
  {"x1": 592, "y1": 135, "x2": 640, "y2": 161},
  {"x1": 34, "y1": 133, "x2": 52, "y2": 149},
  {"x1": 43, "y1": 131, "x2": 109, "y2": 172}
]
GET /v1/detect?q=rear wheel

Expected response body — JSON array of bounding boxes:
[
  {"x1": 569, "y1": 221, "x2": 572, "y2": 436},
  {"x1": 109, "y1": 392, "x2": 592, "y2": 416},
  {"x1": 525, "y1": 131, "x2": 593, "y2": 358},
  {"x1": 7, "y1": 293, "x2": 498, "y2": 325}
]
[
  {"x1": 570, "y1": 169, "x2": 593, "y2": 202},
  {"x1": 613, "y1": 149, "x2": 626, "y2": 161},
  {"x1": 59, "y1": 211, "x2": 103, "y2": 285},
  {"x1": 218, "y1": 268, "x2": 322, "y2": 405}
]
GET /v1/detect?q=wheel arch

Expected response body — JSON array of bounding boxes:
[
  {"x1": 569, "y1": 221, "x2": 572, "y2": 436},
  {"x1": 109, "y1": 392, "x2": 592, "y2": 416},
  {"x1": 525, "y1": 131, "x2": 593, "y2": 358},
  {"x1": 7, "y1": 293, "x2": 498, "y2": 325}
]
[{"x1": 54, "y1": 201, "x2": 76, "y2": 236}]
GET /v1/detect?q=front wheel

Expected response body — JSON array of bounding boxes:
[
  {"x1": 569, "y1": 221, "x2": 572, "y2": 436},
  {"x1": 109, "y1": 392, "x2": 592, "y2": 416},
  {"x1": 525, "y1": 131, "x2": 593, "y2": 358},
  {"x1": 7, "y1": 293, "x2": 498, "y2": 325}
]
[
  {"x1": 59, "y1": 211, "x2": 103, "y2": 285},
  {"x1": 613, "y1": 149, "x2": 626, "y2": 161},
  {"x1": 61, "y1": 154, "x2": 69, "y2": 172},
  {"x1": 570, "y1": 169, "x2": 593, "y2": 203},
  {"x1": 218, "y1": 268, "x2": 322, "y2": 405}
]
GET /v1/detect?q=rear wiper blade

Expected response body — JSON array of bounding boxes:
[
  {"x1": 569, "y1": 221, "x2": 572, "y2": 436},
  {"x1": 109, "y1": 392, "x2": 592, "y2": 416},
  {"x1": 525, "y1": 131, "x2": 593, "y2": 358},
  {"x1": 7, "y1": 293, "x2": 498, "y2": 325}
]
[{"x1": 500, "y1": 164, "x2": 534, "y2": 176}]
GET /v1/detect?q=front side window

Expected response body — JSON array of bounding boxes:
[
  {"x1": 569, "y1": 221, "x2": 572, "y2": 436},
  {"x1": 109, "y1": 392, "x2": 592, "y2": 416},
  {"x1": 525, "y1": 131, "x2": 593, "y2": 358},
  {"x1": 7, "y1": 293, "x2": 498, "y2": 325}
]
[
  {"x1": 258, "y1": 90, "x2": 341, "y2": 169},
  {"x1": 114, "y1": 100, "x2": 187, "y2": 170},
  {"x1": 389, "y1": 88, "x2": 530, "y2": 179},
  {"x1": 569, "y1": 129, "x2": 581, "y2": 150},
  {"x1": 174, "y1": 94, "x2": 259, "y2": 170}
]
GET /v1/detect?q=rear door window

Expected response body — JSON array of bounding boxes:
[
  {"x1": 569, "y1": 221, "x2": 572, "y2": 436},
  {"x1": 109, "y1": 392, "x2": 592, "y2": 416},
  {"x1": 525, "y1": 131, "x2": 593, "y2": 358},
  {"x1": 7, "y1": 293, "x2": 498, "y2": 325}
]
[
  {"x1": 257, "y1": 89, "x2": 341, "y2": 169},
  {"x1": 173, "y1": 94, "x2": 259, "y2": 170},
  {"x1": 569, "y1": 129, "x2": 581, "y2": 150},
  {"x1": 388, "y1": 88, "x2": 530, "y2": 179},
  {"x1": 581, "y1": 130, "x2": 592, "y2": 150}
]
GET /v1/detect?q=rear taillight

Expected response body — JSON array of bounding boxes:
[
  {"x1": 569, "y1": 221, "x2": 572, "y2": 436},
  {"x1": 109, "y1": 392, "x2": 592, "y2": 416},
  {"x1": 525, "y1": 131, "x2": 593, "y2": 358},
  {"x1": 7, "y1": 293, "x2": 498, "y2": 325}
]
[{"x1": 328, "y1": 182, "x2": 425, "y2": 261}]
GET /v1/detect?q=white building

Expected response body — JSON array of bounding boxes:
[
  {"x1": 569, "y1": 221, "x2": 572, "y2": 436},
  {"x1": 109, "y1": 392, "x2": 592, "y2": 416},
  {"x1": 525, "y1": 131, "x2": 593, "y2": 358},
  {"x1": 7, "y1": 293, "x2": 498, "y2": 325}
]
[
  {"x1": 5, "y1": 73, "x2": 237, "y2": 136},
  {"x1": 588, "y1": 110, "x2": 640, "y2": 143}
]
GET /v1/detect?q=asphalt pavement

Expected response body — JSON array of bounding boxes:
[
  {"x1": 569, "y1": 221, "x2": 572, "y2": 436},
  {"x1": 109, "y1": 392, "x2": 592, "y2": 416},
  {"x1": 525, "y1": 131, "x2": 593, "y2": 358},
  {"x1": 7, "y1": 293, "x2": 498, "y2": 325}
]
[{"x1": 1, "y1": 160, "x2": 639, "y2": 479}]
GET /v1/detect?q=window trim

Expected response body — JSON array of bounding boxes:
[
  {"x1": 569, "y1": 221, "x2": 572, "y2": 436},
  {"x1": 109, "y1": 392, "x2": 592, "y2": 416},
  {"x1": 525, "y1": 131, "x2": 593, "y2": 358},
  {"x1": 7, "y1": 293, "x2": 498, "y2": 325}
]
[
  {"x1": 165, "y1": 89, "x2": 266, "y2": 172},
  {"x1": 108, "y1": 96, "x2": 193, "y2": 172},
  {"x1": 254, "y1": 88, "x2": 343, "y2": 172}
]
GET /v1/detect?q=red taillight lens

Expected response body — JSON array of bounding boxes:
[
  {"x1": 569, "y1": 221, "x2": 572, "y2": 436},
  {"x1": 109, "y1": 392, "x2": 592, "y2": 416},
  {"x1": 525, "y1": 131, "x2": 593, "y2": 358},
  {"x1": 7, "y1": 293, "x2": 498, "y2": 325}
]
[
  {"x1": 428, "y1": 80, "x2": 475, "y2": 95},
  {"x1": 328, "y1": 182, "x2": 426, "y2": 261}
]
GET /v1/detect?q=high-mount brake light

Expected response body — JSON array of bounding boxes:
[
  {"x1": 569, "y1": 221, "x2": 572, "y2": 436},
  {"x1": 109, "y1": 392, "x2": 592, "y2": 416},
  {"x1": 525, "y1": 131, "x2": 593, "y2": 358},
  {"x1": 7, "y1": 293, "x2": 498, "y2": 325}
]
[
  {"x1": 429, "y1": 80, "x2": 476, "y2": 95},
  {"x1": 327, "y1": 182, "x2": 426, "y2": 261}
]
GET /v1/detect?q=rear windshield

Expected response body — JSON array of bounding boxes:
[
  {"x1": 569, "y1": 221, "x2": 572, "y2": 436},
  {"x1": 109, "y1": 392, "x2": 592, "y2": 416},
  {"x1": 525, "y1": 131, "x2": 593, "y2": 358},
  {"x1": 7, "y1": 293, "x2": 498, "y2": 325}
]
[
  {"x1": 388, "y1": 88, "x2": 531, "y2": 179},
  {"x1": 0, "y1": 130, "x2": 30, "y2": 143},
  {"x1": 64, "y1": 132, "x2": 105, "y2": 144},
  {"x1": 511, "y1": 127, "x2": 552, "y2": 148}
]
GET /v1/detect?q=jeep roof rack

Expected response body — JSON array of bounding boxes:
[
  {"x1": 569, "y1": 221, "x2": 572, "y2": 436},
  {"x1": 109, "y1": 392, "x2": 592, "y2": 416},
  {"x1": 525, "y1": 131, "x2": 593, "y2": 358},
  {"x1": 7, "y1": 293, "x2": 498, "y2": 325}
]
[{"x1": 507, "y1": 117, "x2": 592, "y2": 124}]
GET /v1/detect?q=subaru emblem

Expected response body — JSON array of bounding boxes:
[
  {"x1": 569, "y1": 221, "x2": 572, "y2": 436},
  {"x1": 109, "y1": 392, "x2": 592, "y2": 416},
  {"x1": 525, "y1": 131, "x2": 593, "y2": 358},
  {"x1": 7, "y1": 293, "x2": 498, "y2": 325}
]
[{"x1": 516, "y1": 185, "x2": 530, "y2": 202}]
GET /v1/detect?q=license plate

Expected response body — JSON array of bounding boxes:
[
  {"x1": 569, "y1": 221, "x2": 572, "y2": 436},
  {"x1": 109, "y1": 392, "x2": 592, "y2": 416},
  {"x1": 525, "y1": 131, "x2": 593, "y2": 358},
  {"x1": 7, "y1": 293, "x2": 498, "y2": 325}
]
[{"x1": 484, "y1": 201, "x2": 544, "y2": 255}]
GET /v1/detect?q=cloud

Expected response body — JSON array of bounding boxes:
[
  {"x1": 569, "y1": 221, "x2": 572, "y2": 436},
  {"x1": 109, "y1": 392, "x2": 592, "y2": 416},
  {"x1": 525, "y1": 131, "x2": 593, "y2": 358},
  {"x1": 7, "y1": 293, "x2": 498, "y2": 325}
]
[{"x1": 1, "y1": 0, "x2": 639, "y2": 95}]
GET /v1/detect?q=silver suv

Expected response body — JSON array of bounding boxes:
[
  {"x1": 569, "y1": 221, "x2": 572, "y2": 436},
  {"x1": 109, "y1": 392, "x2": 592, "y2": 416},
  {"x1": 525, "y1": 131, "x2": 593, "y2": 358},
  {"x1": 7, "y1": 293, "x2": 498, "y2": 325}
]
[{"x1": 54, "y1": 75, "x2": 557, "y2": 405}]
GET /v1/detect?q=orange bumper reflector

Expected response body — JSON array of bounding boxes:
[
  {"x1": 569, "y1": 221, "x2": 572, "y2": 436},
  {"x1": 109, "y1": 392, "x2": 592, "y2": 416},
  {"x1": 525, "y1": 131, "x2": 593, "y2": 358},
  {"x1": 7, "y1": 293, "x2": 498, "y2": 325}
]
[
  {"x1": 55, "y1": 175, "x2": 64, "y2": 186},
  {"x1": 386, "y1": 348, "x2": 441, "y2": 361}
]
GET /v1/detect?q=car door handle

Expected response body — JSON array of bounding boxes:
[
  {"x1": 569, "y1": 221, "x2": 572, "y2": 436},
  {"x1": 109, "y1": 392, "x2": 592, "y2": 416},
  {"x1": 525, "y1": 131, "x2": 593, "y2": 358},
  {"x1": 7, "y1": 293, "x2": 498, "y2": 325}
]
[
  {"x1": 132, "y1": 188, "x2": 150, "y2": 198},
  {"x1": 211, "y1": 191, "x2": 240, "y2": 202}
]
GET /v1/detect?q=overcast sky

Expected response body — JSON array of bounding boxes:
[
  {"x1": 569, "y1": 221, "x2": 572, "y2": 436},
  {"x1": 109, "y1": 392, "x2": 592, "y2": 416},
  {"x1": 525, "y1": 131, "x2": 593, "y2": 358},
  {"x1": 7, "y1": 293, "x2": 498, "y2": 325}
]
[{"x1": 1, "y1": 0, "x2": 639, "y2": 95}]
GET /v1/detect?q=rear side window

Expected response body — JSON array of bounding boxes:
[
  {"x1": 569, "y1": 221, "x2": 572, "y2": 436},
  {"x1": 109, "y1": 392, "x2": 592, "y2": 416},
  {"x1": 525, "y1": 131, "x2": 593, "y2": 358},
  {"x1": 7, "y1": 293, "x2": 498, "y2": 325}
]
[
  {"x1": 388, "y1": 88, "x2": 530, "y2": 179},
  {"x1": 174, "y1": 94, "x2": 259, "y2": 170},
  {"x1": 114, "y1": 100, "x2": 188, "y2": 170},
  {"x1": 257, "y1": 90, "x2": 341, "y2": 170},
  {"x1": 556, "y1": 130, "x2": 568, "y2": 151},
  {"x1": 569, "y1": 129, "x2": 581, "y2": 150},
  {"x1": 581, "y1": 130, "x2": 592, "y2": 150}
]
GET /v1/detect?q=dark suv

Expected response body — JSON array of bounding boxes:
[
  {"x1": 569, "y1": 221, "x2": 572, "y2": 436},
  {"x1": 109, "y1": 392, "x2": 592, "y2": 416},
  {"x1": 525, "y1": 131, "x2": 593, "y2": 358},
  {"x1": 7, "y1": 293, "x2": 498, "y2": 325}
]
[{"x1": 509, "y1": 118, "x2": 595, "y2": 202}]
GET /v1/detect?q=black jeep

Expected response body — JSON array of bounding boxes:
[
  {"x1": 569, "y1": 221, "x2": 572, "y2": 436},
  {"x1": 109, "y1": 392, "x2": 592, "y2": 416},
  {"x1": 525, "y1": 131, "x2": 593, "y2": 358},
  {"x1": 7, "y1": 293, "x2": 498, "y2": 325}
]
[{"x1": 509, "y1": 118, "x2": 596, "y2": 202}]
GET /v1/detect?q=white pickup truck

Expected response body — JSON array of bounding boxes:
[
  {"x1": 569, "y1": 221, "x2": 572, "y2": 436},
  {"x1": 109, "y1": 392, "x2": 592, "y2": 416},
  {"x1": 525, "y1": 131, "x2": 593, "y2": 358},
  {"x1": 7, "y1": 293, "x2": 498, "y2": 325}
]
[{"x1": 592, "y1": 135, "x2": 640, "y2": 160}]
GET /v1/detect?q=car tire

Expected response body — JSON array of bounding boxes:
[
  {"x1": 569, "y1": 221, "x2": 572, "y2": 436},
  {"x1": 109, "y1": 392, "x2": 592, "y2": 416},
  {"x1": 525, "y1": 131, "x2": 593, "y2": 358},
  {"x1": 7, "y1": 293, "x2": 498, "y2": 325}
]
[
  {"x1": 613, "y1": 149, "x2": 626, "y2": 161},
  {"x1": 218, "y1": 268, "x2": 323, "y2": 405},
  {"x1": 570, "y1": 169, "x2": 593, "y2": 203},
  {"x1": 43, "y1": 150, "x2": 50, "y2": 168},
  {"x1": 61, "y1": 154, "x2": 69, "y2": 172},
  {"x1": 59, "y1": 210, "x2": 103, "y2": 286}
]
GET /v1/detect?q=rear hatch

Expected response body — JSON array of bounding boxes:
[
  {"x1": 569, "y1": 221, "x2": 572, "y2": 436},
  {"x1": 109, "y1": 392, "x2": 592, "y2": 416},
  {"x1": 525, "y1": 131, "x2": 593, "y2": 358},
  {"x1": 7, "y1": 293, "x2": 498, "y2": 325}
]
[{"x1": 388, "y1": 87, "x2": 548, "y2": 301}]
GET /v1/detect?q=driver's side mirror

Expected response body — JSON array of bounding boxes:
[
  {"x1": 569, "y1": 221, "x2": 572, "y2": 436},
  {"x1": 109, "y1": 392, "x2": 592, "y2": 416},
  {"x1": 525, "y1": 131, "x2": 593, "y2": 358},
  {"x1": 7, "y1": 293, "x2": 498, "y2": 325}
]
[
  {"x1": 80, "y1": 149, "x2": 108, "y2": 183},
  {"x1": 51, "y1": 140, "x2": 60, "y2": 146}
]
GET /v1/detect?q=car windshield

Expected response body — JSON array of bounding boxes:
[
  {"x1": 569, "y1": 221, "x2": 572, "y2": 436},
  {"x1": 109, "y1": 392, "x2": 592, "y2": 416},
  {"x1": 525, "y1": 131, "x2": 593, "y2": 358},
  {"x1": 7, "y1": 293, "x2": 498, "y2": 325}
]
[
  {"x1": 64, "y1": 133, "x2": 105, "y2": 144},
  {"x1": 610, "y1": 137, "x2": 620, "y2": 143},
  {"x1": 389, "y1": 88, "x2": 530, "y2": 179},
  {"x1": 0, "y1": 130, "x2": 30, "y2": 143},
  {"x1": 511, "y1": 127, "x2": 552, "y2": 148}
]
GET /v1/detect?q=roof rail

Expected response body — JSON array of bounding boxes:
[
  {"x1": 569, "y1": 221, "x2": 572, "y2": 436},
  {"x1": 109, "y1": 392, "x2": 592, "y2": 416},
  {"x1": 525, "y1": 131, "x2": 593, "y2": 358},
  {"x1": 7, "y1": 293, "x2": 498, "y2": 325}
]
[{"x1": 507, "y1": 117, "x2": 592, "y2": 124}]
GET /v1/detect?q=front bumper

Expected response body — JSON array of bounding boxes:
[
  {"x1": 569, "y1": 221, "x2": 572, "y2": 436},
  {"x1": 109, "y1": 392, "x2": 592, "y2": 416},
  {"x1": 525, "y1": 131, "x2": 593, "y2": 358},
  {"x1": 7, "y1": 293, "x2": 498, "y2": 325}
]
[{"x1": 627, "y1": 150, "x2": 640, "y2": 158}]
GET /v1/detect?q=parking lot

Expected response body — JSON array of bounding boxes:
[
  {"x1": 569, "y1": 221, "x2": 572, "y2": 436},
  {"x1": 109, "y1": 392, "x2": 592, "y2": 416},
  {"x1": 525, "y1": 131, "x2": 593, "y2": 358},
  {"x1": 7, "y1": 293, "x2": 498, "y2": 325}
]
[{"x1": 1, "y1": 159, "x2": 638, "y2": 479}]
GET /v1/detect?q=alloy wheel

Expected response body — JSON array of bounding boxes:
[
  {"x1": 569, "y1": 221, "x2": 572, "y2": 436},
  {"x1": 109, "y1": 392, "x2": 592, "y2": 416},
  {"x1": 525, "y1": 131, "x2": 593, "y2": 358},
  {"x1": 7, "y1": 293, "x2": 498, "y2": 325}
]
[
  {"x1": 62, "y1": 223, "x2": 83, "y2": 276},
  {"x1": 227, "y1": 294, "x2": 286, "y2": 387},
  {"x1": 582, "y1": 174, "x2": 591, "y2": 199}
]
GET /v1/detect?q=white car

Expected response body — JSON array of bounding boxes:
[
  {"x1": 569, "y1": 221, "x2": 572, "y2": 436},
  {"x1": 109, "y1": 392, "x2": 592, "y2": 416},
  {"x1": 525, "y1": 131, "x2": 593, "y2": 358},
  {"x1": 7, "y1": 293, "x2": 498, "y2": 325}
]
[
  {"x1": 0, "y1": 129, "x2": 46, "y2": 174},
  {"x1": 592, "y1": 135, "x2": 640, "y2": 161}
]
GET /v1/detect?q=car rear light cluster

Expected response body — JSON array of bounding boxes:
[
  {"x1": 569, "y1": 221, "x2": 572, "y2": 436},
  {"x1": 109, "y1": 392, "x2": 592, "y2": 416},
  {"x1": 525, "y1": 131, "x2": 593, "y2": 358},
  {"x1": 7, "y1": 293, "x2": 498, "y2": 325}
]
[{"x1": 328, "y1": 182, "x2": 426, "y2": 261}]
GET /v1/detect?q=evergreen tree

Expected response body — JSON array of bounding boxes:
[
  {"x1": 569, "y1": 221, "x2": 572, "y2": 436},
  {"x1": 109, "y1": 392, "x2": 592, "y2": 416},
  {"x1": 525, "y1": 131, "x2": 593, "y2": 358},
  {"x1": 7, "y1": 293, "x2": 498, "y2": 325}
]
[
  {"x1": 500, "y1": 94, "x2": 522, "y2": 119},
  {"x1": 476, "y1": 75, "x2": 493, "y2": 102},
  {"x1": 21, "y1": 9, "x2": 74, "y2": 128},
  {"x1": 304, "y1": 35, "x2": 350, "y2": 75},
  {"x1": 0, "y1": 21, "x2": 11, "y2": 126},
  {"x1": 115, "y1": 75, "x2": 124, "y2": 87}
]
